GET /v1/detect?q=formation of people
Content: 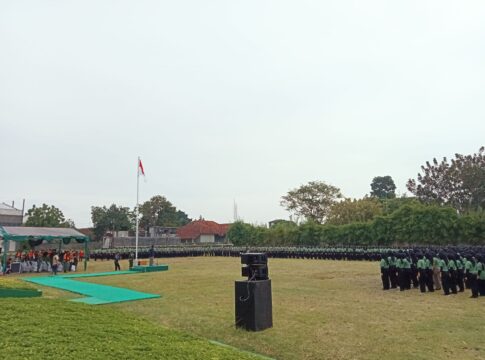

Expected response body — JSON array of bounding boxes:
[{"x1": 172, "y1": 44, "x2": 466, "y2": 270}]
[
  {"x1": 90, "y1": 245, "x2": 395, "y2": 261},
  {"x1": 1, "y1": 248, "x2": 84, "y2": 275},
  {"x1": 380, "y1": 249, "x2": 485, "y2": 298}
]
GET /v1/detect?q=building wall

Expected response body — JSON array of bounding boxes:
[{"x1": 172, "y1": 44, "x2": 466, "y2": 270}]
[
  {"x1": 199, "y1": 234, "x2": 215, "y2": 243},
  {"x1": 0, "y1": 214, "x2": 23, "y2": 226}
]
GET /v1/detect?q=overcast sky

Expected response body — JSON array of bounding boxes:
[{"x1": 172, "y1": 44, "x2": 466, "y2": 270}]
[{"x1": 1, "y1": 1, "x2": 484, "y2": 227}]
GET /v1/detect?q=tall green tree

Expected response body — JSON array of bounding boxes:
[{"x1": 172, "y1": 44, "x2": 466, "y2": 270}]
[
  {"x1": 407, "y1": 146, "x2": 485, "y2": 212},
  {"x1": 139, "y1": 195, "x2": 191, "y2": 229},
  {"x1": 25, "y1": 204, "x2": 74, "y2": 228},
  {"x1": 370, "y1": 176, "x2": 396, "y2": 199},
  {"x1": 327, "y1": 197, "x2": 383, "y2": 225},
  {"x1": 280, "y1": 181, "x2": 342, "y2": 224},
  {"x1": 91, "y1": 204, "x2": 133, "y2": 240}
]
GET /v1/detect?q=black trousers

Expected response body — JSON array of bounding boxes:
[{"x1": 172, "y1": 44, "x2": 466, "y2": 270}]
[
  {"x1": 411, "y1": 267, "x2": 419, "y2": 288},
  {"x1": 441, "y1": 272, "x2": 450, "y2": 295},
  {"x1": 114, "y1": 260, "x2": 120, "y2": 271},
  {"x1": 469, "y1": 274, "x2": 478, "y2": 297},
  {"x1": 425, "y1": 269, "x2": 434, "y2": 292},
  {"x1": 405, "y1": 269, "x2": 411, "y2": 290},
  {"x1": 398, "y1": 270, "x2": 405, "y2": 291},
  {"x1": 456, "y1": 270, "x2": 465, "y2": 292},
  {"x1": 418, "y1": 270, "x2": 427, "y2": 293},
  {"x1": 381, "y1": 269, "x2": 390, "y2": 290},
  {"x1": 389, "y1": 267, "x2": 398, "y2": 288},
  {"x1": 479, "y1": 279, "x2": 485, "y2": 296},
  {"x1": 465, "y1": 271, "x2": 471, "y2": 289},
  {"x1": 449, "y1": 271, "x2": 458, "y2": 294}
]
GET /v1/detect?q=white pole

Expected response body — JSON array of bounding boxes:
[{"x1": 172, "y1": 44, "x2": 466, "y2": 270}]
[{"x1": 135, "y1": 156, "x2": 140, "y2": 264}]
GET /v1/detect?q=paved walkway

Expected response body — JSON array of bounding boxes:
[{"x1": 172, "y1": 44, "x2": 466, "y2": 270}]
[{"x1": 23, "y1": 271, "x2": 160, "y2": 305}]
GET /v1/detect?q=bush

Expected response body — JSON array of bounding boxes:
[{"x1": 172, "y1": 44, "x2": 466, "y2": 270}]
[{"x1": 228, "y1": 204, "x2": 485, "y2": 246}]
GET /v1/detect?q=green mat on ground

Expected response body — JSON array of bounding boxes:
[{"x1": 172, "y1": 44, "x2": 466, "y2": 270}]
[
  {"x1": 23, "y1": 271, "x2": 161, "y2": 305},
  {"x1": 131, "y1": 265, "x2": 169, "y2": 272},
  {"x1": 61, "y1": 271, "x2": 134, "y2": 278}
]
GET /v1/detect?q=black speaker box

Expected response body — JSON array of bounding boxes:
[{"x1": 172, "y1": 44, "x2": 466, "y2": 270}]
[
  {"x1": 240, "y1": 253, "x2": 268, "y2": 265},
  {"x1": 235, "y1": 279, "x2": 273, "y2": 331}
]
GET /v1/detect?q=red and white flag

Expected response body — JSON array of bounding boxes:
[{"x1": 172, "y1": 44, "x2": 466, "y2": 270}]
[{"x1": 138, "y1": 158, "x2": 145, "y2": 177}]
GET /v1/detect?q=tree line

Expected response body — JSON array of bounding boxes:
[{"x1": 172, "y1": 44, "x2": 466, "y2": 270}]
[{"x1": 230, "y1": 146, "x2": 485, "y2": 246}]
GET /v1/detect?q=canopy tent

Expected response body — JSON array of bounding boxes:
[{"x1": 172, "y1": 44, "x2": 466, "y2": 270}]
[{"x1": 0, "y1": 226, "x2": 90, "y2": 273}]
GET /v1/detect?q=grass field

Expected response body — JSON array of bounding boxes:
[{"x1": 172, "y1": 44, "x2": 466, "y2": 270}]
[{"x1": 5, "y1": 257, "x2": 485, "y2": 359}]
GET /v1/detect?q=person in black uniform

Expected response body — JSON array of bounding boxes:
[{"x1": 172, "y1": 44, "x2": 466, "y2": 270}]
[{"x1": 380, "y1": 254, "x2": 390, "y2": 290}]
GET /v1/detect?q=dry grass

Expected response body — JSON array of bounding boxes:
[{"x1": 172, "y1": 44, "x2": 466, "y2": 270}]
[{"x1": 21, "y1": 257, "x2": 485, "y2": 360}]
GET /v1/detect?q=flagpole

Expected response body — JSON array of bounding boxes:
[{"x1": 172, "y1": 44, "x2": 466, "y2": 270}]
[{"x1": 135, "y1": 156, "x2": 140, "y2": 265}]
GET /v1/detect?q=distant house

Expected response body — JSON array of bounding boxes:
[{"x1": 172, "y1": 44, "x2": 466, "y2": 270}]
[
  {"x1": 268, "y1": 219, "x2": 293, "y2": 228},
  {"x1": 0, "y1": 203, "x2": 24, "y2": 226},
  {"x1": 177, "y1": 220, "x2": 230, "y2": 244}
]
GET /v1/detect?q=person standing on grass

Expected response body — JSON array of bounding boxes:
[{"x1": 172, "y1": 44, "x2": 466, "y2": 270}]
[
  {"x1": 455, "y1": 254, "x2": 465, "y2": 292},
  {"x1": 467, "y1": 256, "x2": 479, "y2": 298},
  {"x1": 447, "y1": 255, "x2": 458, "y2": 294},
  {"x1": 425, "y1": 254, "x2": 434, "y2": 292},
  {"x1": 388, "y1": 252, "x2": 398, "y2": 289},
  {"x1": 440, "y1": 254, "x2": 451, "y2": 296},
  {"x1": 464, "y1": 254, "x2": 472, "y2": 289},
  {"x1": 128, "y1": 251, "x2": 134, "y2": 269},
  {"x1": 432, "y1": 254, "x2": 442, "y2": 290},
  {"x1": 149, "y1": 245, "x2": 155, "y2": 266},
  {"x1": 417, "y1": 254, "x2": 427, "y2": 293},
  {"x1": 396, "y1": 254, "x2": 405, "y2": 291},
  {"x1": 402, "y1": 255, "x2": 412, "y2": 290},
  {"x1": 380, "y1": 254, "x2": 390, "y2": 290},
  {"x1": 114, "y1": 252, "x2": 121, "y2": 271},
  {"x1": 52, "y1": 251, "x2": 59, "y2": 276},
  {"x1": 477, "y1": 255, "x2": 485, "y2": 296}
]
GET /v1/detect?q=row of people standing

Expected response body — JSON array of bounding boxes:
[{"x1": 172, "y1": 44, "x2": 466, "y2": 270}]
[{"x1": 380, "y1": 252, "x2": 485, "y2": 298}]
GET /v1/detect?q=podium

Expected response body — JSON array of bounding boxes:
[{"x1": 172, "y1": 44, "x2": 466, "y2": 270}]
[{"x1": 235, "y1": 279, "x2": 273, "y2": 331}]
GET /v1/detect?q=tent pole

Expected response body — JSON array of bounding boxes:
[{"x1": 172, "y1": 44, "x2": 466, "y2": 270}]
[
  {"x1": 1, "y1": 239, "x2": 8, "y2": 273},
  {"x1": 84, "y1": 240, "x2": 88, "y2": 271}
]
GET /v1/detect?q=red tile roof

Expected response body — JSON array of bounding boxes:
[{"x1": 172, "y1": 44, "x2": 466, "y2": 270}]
[{"x1": 177, "y1": 220, "x2": 230, "y2": 240}]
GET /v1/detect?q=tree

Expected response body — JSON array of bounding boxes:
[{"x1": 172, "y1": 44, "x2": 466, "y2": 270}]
[
  {"x1": 327, "y1": 197, "x2": 383, "y2": 225},
  {"x1": 407, "y1": 146, "x2": 485, "y2": 212},
  {"x1": 370, "y1": 176, "x2": 396, "y2": 199},
  {"x1": 280, "y1": 181, "x2": 342, "y2": 224},
  {"x1": 139, "y1": 195, "x2": 191, "y2": 229},
  {"x1": 25, "y1": 204, "x2": 73, "y2": 228},
  {"x1": 91, "y1": 204, "x2": 133, "y2": 240}
]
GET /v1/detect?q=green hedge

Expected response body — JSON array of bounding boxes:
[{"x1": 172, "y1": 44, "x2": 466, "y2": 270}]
[{"x1": 228, "y1": 204, "x2": 485, "y2": 246}]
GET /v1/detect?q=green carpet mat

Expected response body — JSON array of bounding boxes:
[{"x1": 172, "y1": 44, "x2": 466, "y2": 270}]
[
  {"x1": 131, "y1": 265, "x2": 169, "y2": 272},
  {"x1": 23, "y1": 272, "x2": 161, "y2": 305},
  {"x1": 61, "y1": 271, "x2": 134, "y2": 278}
]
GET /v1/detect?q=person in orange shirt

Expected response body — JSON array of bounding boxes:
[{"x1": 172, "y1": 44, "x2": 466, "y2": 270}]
[{"x1": 63, "y1": 251, "x2": 71, "y2": 273}]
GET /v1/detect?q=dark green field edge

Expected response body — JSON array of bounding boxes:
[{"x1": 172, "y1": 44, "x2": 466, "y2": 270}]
[{"x1": 1, "y1": 298, "x2": 259, "y2": 360}]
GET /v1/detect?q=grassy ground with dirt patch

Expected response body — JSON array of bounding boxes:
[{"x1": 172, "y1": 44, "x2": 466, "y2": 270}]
[{"x1": 5, "y1": 257, "x2": 485, "y2": 359}]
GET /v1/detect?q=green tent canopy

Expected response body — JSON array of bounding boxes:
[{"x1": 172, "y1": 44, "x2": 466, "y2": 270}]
[
  {"x1": 0, "y1": 226, "x2": 89, "y2": 242},
  {"x1": 1, "y1": 226, "x2": 90, "y2": 273}
]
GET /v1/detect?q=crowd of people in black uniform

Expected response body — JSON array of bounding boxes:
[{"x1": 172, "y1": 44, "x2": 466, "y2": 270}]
[
  {"x1": 379, "y1": 247, "x2": 485, "y2": 298},
  {"x1": 85, "y1": 245, "x2": 485, "y2": 299}
]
